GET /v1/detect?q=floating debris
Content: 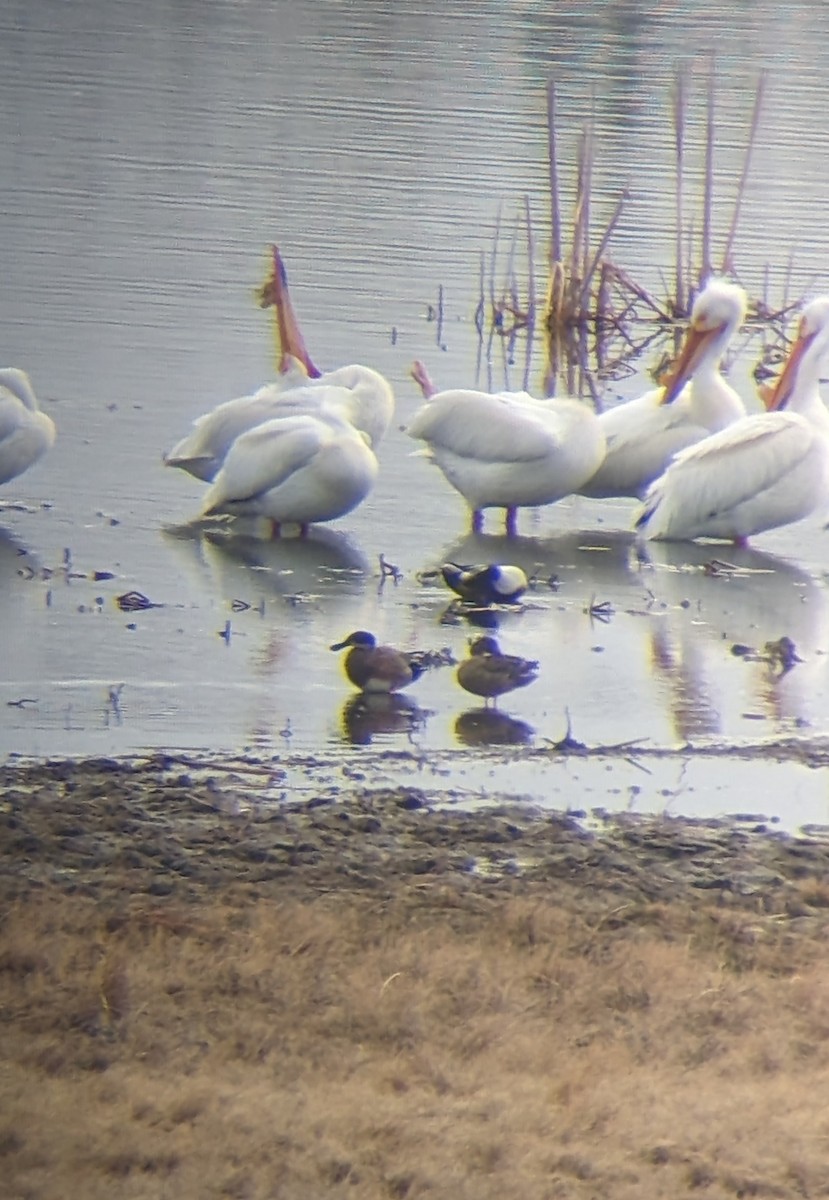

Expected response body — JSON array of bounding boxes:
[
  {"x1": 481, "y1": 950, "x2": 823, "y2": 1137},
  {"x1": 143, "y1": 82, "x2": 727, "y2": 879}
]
[
  {"x1": 586, "y1": 596, "x2": 615, "y2": 623},
  {"x1": 378, "y1": 553, "x2": 403, "y2": 585},
  {"x1": 766, "y1": 636, "x2": 802, "y2": 674},
  {"x1": 731, "y1": 636, "x2": 801, "y2": 676},
  {"x1": 703, "y1": 559, "x2": 739, "y2": 577},
  {"x1": 115, "y1": 591, "x2": 163, "y2": 612}
]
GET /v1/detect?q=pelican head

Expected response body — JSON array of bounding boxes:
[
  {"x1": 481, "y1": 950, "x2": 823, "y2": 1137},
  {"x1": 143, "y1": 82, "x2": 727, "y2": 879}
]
[
  {"x1": 660, "y1": 278, "x2": 747, "y2": 405},
  {"x1": 768, "y1": 296, "x2": 829, "y2": 412}
]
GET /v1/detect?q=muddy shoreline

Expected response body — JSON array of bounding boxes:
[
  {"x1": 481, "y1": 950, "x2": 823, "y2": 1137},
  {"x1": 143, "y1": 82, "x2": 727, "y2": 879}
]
[{"x1": 3, "y1": 752, "x2": 829, "y2": 922}]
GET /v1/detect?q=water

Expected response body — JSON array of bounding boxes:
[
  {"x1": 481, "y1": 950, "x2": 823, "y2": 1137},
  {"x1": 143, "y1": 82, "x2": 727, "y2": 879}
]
[{"x1": 3, "y1": 0, "x2": 829, "y2": 830}]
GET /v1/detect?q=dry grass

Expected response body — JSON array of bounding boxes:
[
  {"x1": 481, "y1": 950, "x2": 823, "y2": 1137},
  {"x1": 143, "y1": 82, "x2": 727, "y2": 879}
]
[{"x1": 4, "y1": 881, "x2": 829, "y2": 1199}]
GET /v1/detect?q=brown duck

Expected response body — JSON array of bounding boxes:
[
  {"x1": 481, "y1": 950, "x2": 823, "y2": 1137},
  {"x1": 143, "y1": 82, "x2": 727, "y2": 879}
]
[
  {"x1": 456, "y1": 636, "x2": 538, "y2": 707},
  {"x1": 330, "y1": 630, "x2": 427, "y2": 693}
]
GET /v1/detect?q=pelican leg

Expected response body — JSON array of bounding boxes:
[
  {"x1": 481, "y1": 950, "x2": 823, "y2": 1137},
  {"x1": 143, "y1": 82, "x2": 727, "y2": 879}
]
[
  {"x1": 299, "y1": 523, "x2": 310, "y2": 538},
  {"x1": 471, "y1": 509, "x2": 484, "y2": 534},
  {"x1": 505, "y1": 507, "x2": 518, "y2": 537}
]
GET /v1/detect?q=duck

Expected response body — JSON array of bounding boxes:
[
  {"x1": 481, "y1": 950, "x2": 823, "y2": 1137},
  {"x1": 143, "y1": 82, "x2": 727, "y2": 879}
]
[
  {"x1": 0, "y1": 368, "x2": 56, "y2": 487},
  {"x1": 200, "y1": 410, "x2": 378, "y2": 535},
  {"x1": 407, "y1": 361, "x2": 605, "y2": 536},
  {"x1": 456, "y1": 636, "x2": 538, "y2": 707},
  {"x1": 579, "y1": 278, "x2": 748, "y2": 499},
  {"x1": 441, "y1": 561, "x2": 528, "y2": 605},
  {"x1": 635, "y1": 295, "x2": 829, "y2": 544},
  {"x1": 330, "y1": 630, "x2": 428, "y2": 693},
  {"x1": 164, "y1": 245, "x2": 394, "y2": 482}
]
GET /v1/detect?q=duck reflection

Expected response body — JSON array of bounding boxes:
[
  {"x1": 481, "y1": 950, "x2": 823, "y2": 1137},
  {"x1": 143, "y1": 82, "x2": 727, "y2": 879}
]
[
  {"x1": 454, "y1": 708, "x2": 534, "y2": 747},
  {"x1": 339, "y1": 692, "x2": 428, "y2": 746},
  {"x1": 438, "y1": 602, "x2": 502, "y2": 631}
]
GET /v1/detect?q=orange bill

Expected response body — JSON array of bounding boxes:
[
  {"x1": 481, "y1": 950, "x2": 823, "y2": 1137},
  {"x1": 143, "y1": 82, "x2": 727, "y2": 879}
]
[
  {"x1": 766, "y1": 322, "x2": 816, "y2": 411},
  {"x1": 258, "y1": 245, "x2": 321, "y2": 378},
  {"x1": 659, "y1": 323, "x2": 723, "y2": 406}
]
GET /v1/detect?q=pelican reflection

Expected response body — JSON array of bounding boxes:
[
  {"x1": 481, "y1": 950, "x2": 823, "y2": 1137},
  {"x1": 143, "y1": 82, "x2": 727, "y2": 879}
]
[
  {"x1": 644, "y1": 541, "x2": 829, "y2": 732},
  {"x1": 162, "y1": 521, "x2": 368, "y2": 602}
]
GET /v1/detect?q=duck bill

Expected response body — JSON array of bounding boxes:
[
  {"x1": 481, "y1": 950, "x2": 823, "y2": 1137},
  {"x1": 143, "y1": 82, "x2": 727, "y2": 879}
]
[
  {"x1": 767, "y1": 328, "x2": 816, "y2": 411},
  {"x1": 259, "y1": 245, "x2": 322, "y2": 379},
  {"x1": 659, "y1": 323, "x2": 722, "y2": 405}
]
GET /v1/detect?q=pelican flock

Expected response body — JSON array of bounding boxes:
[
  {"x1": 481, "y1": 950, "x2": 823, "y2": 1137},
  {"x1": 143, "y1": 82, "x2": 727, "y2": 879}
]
[
  {"x1": 158, "y1": 262, "x2": 829, "y2": 549},
  {"x1": 0, "y1": 368, "x2": 56, "y2": 488},
  {"x1": 11, "y1": 254, "x2": 828, "y2": 557}
]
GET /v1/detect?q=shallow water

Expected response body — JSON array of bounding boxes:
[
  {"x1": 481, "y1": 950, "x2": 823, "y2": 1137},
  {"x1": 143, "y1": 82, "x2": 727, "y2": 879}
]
[{"x1": 3, "y1": 1, "x2": 829, "y2": 829}]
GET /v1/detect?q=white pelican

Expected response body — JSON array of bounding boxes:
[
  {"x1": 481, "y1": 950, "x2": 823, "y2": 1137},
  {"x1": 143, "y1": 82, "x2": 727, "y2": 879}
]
[
  {"x1": 579, "y1": 279, "x2": 748, "y2": 498},
  {"x1": 0, "y1": 369, "x2": 56, "y2": 488},
  {"x1": 407, "y1": 362, "x2": 605, "y2": 536},
  {"x1": 636, "y1": 295, "x2": 829, "y2": 544},
  {"x1": 164, "y1": 245, "x2": 394, "y2": 481},
  {"x1": 200, "y1": 410, "x2": 378, "y2": 535}
]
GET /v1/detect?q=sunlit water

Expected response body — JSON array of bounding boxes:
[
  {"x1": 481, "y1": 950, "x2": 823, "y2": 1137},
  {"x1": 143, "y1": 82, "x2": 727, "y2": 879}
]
[{"x1": 3, "y1": 0, "x2": 829, "y2": 830}]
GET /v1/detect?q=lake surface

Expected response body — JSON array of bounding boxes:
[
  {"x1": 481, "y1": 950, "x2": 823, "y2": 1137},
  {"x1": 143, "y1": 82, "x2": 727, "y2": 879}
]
[{"x1": 3, "y1": 0, "x2": 829, "y2": 830}]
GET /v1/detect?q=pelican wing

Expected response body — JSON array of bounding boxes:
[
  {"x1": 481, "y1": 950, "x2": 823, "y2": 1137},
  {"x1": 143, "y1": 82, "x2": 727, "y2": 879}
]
[
  {"x1": 0, "y1": 395, "x2": 30, "y2": 443},
  {"x1": 581, "y1": 387, "x2": 706, "y2": 496},
  {"x1": 407, "y1": 391, "x2": 562, "y2": 463},
  {"x1": 600, "y1": 387, "x2": 689, "y2": 449},
  {"x1": 637, "y1": 413, "x2": 815, "y2": 536},
  {"x1": 165, "y1": 391, "x2": 287, "y2": 479},
  {"x1": 167, "y1": 375, "x2": 386, "y2": 482},
  {"x1": 203, "y1": 415, "x2": 335, "y2": 509}
]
